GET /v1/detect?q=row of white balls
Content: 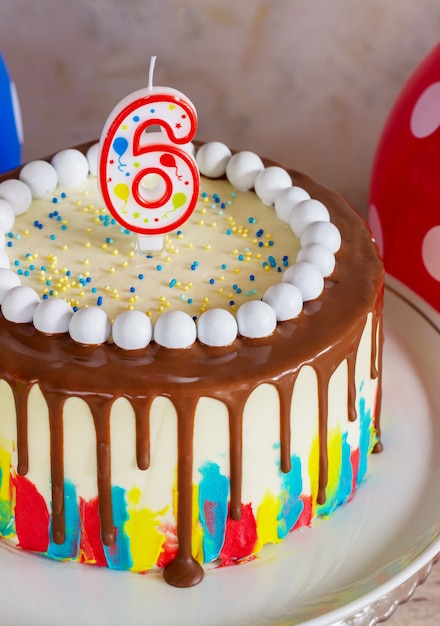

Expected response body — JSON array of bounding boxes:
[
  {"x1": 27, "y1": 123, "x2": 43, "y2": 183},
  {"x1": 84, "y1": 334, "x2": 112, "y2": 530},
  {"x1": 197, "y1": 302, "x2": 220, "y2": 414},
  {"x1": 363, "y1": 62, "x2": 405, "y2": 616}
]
[
  {"x1": 0, "y1": 274, "x2": 312, "y2": 349},
  {"x1": 0, "y1": 141, "x2": 341, "y2": 349}
]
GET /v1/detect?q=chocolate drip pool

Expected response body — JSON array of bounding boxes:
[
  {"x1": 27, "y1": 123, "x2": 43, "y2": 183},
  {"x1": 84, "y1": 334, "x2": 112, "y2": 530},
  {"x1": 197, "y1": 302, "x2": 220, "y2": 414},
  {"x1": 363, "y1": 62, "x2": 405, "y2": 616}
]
[{"x1": 0, "y1": 147, "x2": 384, "y2": 587}]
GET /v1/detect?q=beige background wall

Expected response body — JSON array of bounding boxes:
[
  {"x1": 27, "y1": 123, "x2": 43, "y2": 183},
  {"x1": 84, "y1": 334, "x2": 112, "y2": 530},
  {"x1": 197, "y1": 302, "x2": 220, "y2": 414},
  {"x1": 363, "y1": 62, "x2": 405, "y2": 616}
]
[{"x1": 1, "y1": 0, "x2": 439, "y2": 213}]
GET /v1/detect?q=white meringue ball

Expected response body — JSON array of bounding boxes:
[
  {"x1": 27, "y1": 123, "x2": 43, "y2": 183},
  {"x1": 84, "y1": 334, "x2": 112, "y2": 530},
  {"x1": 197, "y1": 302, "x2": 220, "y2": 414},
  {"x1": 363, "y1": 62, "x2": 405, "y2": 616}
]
[
  {"x1": 274, "y1": 186, "x2": 311, "y2": 222},
  {"x1": 289, "y1": 199, "x2": 330, "y2": 237},
  {"x1": 0, "y1": 268, "x2": 21, "y2": 303},
  {"x1": 296, "y1": 243, "x2": 336, "y2": 277},
  {"x1": 197, "y1": 308, "x2": 238, "y2": 346},
  {"x1": 282, "y1": 262, "x2": 324, "y2": 301},
  {"x1": 112, "y1": 310, "x2": 152, "y2": 350},
  {"x1": 86, "y1": 143, "x2": 99, "y2": 177},
  {"x1": 0, "y1": 199, "x2": 16, "y2": 233},
  {"x1": 33, "y1": 298, "x2": 73, "y2": 334},
  {"x1": 0, "y1": 250, "x2": 10, "y2": 269},
  {"x1": 263, "y1": 282, "x2": 303, "y2": 321},
  {"x1": 225, "y1": 151, "x2": 264, "y2": 191},
  {"x1": 300, "y1": 220, "x2": 342, "y2": 254},
  {"x1": 51, "y1": 149, "x2": 89, "y2": 187},
  {"x1": 154, "y1": 310, "x2": 196, "y2": 348},
  {"x1": 254, "y1": 166, "x2": 292, "y2": 205},
  {"x1": 1, "y1": 285, "x2": 40, "y2": 323},
  {"x1": 236, "y1": 300, "x2": 277, "y2": 338},
  {"x1": 196, "y1": 142, "x2": 232, "y2": 178},
  {"x1": 69, "y1": 307, "x2": 111, "y2": 345},
  {"x1": 0, "y1": 179, "x2": 32, "y2": 216},
  {"x1": 19, "y1": 160, "x2": 58, "y2": 198}
]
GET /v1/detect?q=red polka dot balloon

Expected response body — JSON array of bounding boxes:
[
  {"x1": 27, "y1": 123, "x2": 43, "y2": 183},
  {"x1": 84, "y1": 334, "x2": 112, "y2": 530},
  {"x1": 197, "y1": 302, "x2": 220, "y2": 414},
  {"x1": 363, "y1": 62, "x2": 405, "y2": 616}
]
[{"x1": 369, "y1": 43, "x2": 440, "y2": 311}]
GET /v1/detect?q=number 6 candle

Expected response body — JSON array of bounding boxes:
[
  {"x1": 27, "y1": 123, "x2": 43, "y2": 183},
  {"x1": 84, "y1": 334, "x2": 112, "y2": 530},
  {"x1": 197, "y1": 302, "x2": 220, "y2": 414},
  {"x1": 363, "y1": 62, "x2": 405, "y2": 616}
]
[{"x1": 98, "y1": 57, "x2": 200, "y2": 250}]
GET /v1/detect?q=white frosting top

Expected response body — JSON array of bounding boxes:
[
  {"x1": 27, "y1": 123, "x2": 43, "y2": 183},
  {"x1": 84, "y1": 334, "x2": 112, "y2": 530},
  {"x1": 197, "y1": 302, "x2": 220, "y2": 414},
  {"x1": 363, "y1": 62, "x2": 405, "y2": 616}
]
[{"x1": 0, "y1": 142, "x2": 341, "y2": 349}]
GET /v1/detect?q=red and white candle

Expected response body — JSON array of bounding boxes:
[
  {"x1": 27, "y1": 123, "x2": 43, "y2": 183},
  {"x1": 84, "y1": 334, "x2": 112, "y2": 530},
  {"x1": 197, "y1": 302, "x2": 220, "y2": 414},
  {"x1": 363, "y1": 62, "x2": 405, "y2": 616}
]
[{"x1": 98, "y1": 57, "x2": 200, "y2": 250}]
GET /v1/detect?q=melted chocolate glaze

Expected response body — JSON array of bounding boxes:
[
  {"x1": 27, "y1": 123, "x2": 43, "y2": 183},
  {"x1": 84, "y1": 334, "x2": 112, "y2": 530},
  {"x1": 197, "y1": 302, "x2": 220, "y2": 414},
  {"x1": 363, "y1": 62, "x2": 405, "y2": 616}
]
[{"x1": 0, "y1": 145, "x2": 384, "y2": 587}]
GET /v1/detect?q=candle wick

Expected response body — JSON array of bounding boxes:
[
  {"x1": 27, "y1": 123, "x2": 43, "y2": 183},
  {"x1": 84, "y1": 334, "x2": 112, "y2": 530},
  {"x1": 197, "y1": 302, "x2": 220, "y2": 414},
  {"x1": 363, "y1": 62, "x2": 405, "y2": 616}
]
[{"x1": 148, "y1": 56, "x2": 157, "y2": 92}]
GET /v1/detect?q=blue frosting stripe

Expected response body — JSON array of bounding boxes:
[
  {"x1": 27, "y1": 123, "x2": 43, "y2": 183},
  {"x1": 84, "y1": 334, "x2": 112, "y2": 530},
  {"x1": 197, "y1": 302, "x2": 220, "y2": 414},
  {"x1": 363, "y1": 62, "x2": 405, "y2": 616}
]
[
  {"x1": 104, "y1": 485, "x2": 133, "y2": 570},
  {"x1": 278, "y1": 454, "x2": 304, "y2": 538},
  {"x1": 47, "y1": 480, "x2": 81, "y2": 560},
  {"x1": 198, "y1": 461, "x2": 228, "y2": 562}
]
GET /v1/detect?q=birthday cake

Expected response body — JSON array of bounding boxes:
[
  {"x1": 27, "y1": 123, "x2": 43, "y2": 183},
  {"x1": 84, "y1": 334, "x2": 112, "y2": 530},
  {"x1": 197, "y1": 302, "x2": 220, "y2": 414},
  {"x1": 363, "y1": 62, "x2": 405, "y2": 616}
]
[{"x1": 0, "y1": 88, "x2": 384, "y2": 588}]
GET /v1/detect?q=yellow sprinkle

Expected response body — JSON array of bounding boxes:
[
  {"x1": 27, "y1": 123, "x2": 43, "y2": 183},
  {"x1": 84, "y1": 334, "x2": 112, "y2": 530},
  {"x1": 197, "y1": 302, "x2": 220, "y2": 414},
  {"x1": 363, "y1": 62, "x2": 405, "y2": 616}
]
[
  {"x1": 128, "y1": 304, "x2": 134, "y2": 310},
  {"x1": 219, "y1": 275, "x2": 225, "y2": 281},
  {"x1": 122, "y1": 260, "x2": 128, "y2": 268},
  {"x1": 110, "y1": 267, "x2": 116, "y2": 273},
  {"x1": 79, "y1": 291, "x2": 84, "y2": 297},
  {"x1": 85, "y1": 242, "x2": 91, "y2": 248},
  {"x1": 177, "y1": 233, "x2": 184, "y2": 240},
  {"x1": 198, "y1": 220, "x2": 205, "y2": 226},
  {"x1": 211, "y1": 222, "x2": 217, "y2": 228},
  {"x1": 112, "y1": 249, "x2": 119, "y2": 256},
  {"x1": 202, "y1": 297, "x2": 209, "y2": 303},
  {"x1": 233, "y1": 268, "x2": 240, "y2": 274},
  {"x1": 128, "y1": 250, "x2": 135, "y2": 258},
  {"x1": 264, "y1": 265, "x2": 270, "y2": 271},
  {"x1": 24, "y1": 229, "x2": 30, "y2": 236},
  {"x1": 217, "y1": 288, "x2": 224, "y2": 294},
  {"x1": 165, "y1": 256, "x2": 171, "y2": 262},
  {"x1": 187, "y1": 242, "x2": 193, "y2": 248},
  {"x1": 205, "y1": 244, "x2": 211, "y2": 251},
  {"x1": 146, "y1": 311, "x2": 152, "y2": 319}
]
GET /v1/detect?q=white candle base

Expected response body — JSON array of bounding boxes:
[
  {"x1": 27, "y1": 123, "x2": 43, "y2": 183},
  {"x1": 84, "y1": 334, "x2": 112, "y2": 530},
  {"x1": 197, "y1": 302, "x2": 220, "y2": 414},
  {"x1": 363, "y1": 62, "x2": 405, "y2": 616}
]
[{"x1": 136, "y1": 234, "x2": 164, "y2": 252}]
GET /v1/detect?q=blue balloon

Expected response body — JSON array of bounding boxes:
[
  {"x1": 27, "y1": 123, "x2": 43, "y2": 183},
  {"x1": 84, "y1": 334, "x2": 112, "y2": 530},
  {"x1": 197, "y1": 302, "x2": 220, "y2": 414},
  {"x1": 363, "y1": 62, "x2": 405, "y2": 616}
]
[{"x1": 113, "y1": 136, "x2": 128, "y2": 158}]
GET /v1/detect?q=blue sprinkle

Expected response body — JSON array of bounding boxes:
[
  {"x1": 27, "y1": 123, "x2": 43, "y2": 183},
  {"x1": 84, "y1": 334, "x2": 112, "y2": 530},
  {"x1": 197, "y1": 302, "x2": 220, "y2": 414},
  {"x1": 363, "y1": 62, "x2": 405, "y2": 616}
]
[
  {"x1": 209, "y1": 278, "x2": 215, "y2": 284},
  {"x1": 169, "y1": 278, "x2": 177, "y2": 288},
  {"x1": 91, "y1": 287, "x2": 97, "y2": 293},
  {"x1": 41, "y1": 265, "x2": 47, "y2": 272},
  {"x1": 236, "y1": 287, "x2": 242, "y2": 294},
  {"x1": 201, "y1": 192, "x2": 208, "y2": 198},
  {"x1": 221, "y1": 203, "x2": 226, "y2": 209},
  {"x1": 73, "y1": 306, "x2": 78, "y2": 312},
  {"x1": 86, "y1": 277, "x2": 92, "y2": 283},
  {"x1": 24, "y1": 270, "x2": 29, "y2": 276},
  {"x1": 233, "y1": 284, "x2": 238, "y2": 290},
  {"x1": 17, "y1": 269, "x2": 22, "y2": 275},
  {"x1": 138, "y1": 274, "x2": 144, "y2": 280},
  {"x1": 269, "y1": 255, "x2": 276, "y2": 267},
  {"x1": 256, "y1": 229, "x2": 264, "y2": 237},
  {"x1": 7, "y1": 241, "x2": 12, "y2": 247},
  {"x1": 221, "y1": 263, "x2": 227, "y2": 270},
  {"x1": 249, "y1": 274, "x2": 255, "y2": 281},
  {"x1": 97, "y1": 296, "x2": 103, "y2": 306},
  {"x1": 50, "y1": 234, "x2": 56, "y2": 241},
  {"x1": 52, "y1": 197, "x2": 58, "y2": 204},
  {"x1": 133, "y1": 115, "x2": 140, "y2": 122},
  {"x1": 226, "y1": 229, "x2": 232, "y2": 236},
  {"x1": 65, "y1": 270, "x2": 70, "y2": 276},
  {"x1": 14, "y1": 260, "x2": 20, "y2": 266},
  {"x1": 130, "y1": 286, "x2": 136, "y2": 293},
  {"x1": 61, "y1": 224, "x2": 67, "y2": 231},
  {"x1": 188, "y1": 298, "x2": 193, "y2": 304},
  {"x1": 42, "y1": 294, "x2": 49, "y2": 300},
  {"x1": 238, "y1": 254, "x2": 244, "y2": 261},
  {"x1": 56, "y1": 215, "x2": 62, "y2": 222},
  {"x1": 268, "y1": 240, "x2": 274, "y2": 246},
  {"x1": 277, "y1": 267, "x2": 282, "y2": 272},
  {"x1": 229, "y1": 300, "x2": 235, "y2": 306},
  {"x1": 258, "y1": 241, "x2": 264, "y2": 247},
  {"x1": 61, "y1": 192, "x2": 66, "y2": 198},
  {"x1": 29, "y1": 264, "x2": 35, "y2": 271},
  {"x1": 248, "y1": 217, "x2": 256, "y2": 224},
  {"x1": 156, "y1": 265, "x2": 163, "y2": 271}
]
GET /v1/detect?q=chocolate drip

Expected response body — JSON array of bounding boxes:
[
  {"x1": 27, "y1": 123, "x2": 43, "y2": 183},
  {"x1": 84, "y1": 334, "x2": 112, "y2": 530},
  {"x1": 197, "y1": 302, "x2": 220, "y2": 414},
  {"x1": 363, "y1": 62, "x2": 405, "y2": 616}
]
[
  {"x1": 88, "y1": 396, "x2": 115, "y2": 546},
  {"x1": 0, "y1": 147, "x2": 384, "y2": 585},
  {"x1": 132, "y1": 397, "x2": 152, "y2": 471},
  {"x1": 316, "y1": 367, "x2": 330, "y2": 505},
  {"x1": 347, "y1": 333, "x2": 362, "y2": 423},
  {"x1": 277, "y1": 374, "x2": 298, "y2": 474},
  {"x1": 45, "y1": 392, "x2": 67, "y2": 544},
  {"x1": 9, "y1": 380, "x2": 32, "y2": 477},
  {"x1": 163, "y1": 396, "x2": 204, "y2": 588}
]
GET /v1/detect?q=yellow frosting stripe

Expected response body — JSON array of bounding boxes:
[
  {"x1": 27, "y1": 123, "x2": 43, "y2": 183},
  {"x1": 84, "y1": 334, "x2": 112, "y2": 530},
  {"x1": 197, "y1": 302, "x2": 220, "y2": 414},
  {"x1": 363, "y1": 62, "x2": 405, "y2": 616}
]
[
  {"x1": 125, "y1": 487, "x2": 166, "y2": 572},
  {"x1": 254, "y1": 491, "x2": 283, "y2": 553}
]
